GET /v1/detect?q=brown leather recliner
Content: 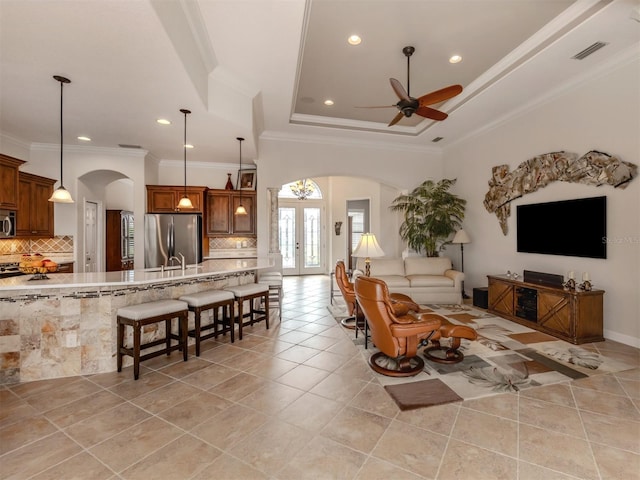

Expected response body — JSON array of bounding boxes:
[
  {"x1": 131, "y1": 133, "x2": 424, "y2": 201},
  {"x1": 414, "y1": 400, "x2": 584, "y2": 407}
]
[
  {"x1": 335, "y1": 260, "x2": 362, "y2": 329},
  {"x1": 354, "y1": 275, "x2": 442, "y2": 377}
]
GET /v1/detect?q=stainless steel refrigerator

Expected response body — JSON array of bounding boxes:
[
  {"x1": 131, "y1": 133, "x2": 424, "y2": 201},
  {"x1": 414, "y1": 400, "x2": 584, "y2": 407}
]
[{"x1": 144, "y1": 213, "x2": 203, "y2": 268}]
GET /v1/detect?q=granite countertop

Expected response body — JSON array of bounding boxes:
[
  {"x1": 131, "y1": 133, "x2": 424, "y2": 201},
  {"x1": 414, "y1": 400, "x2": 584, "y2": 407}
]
[
  {"x1": 0, "y1": 254, "x2": 75, "y2": 264},
  {"x1": 0, "y1": 257, "x2": 273, "y2": 291}
]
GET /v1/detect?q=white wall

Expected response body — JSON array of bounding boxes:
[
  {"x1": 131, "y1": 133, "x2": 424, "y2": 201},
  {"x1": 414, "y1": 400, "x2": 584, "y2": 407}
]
[
  {"x1": 156, "y1": 160, "x2": 242, "y2": 190},
  {"x1": 105, "y1": 179, "x2": 134, "y2": 211},
  {"x1": 326, "y1": 176, "x2": 404, "y2": 269},
  {"x1": 443, "y1": 57, "x2": 640, "y2": 346},
  {"x1": 256, "y1": 135, "x2": 443, "y2": 258},
  {"x1": 24, "y1": 145, "x2": 148, "y2": 270}
]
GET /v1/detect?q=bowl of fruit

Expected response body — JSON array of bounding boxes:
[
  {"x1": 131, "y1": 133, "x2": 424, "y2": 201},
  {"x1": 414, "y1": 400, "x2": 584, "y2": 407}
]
[{"x1": 19, "y1": 254, "x2": 58, "y2": 278}]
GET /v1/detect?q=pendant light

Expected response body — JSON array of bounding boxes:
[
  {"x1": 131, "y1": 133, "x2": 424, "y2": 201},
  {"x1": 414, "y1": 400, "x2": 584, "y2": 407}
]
[
  {"x1": 176, "y1": 108, "x2": 194, "y2": 209},
  {"x1": 234, "y1": 137, "x2": 247, "y2": 215},
  {"x1": 48, "y1": 75, "x2": 74, "y2": 203}
]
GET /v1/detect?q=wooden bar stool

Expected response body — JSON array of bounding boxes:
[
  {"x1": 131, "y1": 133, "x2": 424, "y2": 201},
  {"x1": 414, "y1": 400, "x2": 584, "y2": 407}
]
[
  {"x1": 179, "y1": 290, "x2": 236, "y2": 355},
  {"x1": 117, "y1": 299, "x2": 189, "y2": 380},
  {"x1": 224, "y1": 283, "x2": 269, "y2": 340},
  {"x1": 257, "y1": 272, "x2": 283, "y2": 321}
]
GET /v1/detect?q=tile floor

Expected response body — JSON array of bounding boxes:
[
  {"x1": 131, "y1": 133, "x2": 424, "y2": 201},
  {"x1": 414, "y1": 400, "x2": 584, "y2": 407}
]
[{"x1": 1, "y1": 275, "x2": 639, "y2": 480}]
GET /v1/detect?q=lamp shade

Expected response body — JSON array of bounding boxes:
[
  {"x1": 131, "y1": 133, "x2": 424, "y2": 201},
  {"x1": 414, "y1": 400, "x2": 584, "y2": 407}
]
[
  {"x1": 49, "y1": 186, "x2": 74, "y2": 203},
  {"x1": 352, "y1": 233, "x2": 385, "y2": 258},
  {"x1": 177, "y1": 196, "x2": 193, "y2": 209},
  {"x1": 452, "y1": 229, "x2": 471, "y2": 244}
]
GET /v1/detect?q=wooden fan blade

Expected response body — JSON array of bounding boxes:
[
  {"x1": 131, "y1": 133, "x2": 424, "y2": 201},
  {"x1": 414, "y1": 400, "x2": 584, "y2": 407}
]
[
  {"x1": 417, "y1": 84, "x2": 463, "y2": 107},
  {"x1": 388, "y1": 111, "x2": 405, "y2": 127},
  {"x1": 390, "y1": 78, "x2": 410, "y2": 101},
  {"x1": 416, "y1": 106, "x2": 448, "y2": 121}
]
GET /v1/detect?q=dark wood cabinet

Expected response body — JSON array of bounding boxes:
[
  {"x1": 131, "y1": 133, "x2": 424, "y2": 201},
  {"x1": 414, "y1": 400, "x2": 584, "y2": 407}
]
[
  {"x1": 146, "y1": 185, "x2": 207, "y2": 213},
  {"x1": 0, "y1": 154, "x2": 25, "y2": 210},
  {"x1": 488, "y1": 275, "x2": 604, "y2": 344},
  {"x1": 16, "y1": 172, "x2": 55, "y2": 237},
  {"x1": 232, "y1": 193, "x2": 255, "y2": 236},
  {"x1": 206, "y1": 189, "x2": 256, "y2": 237},
  {"x1": 206, "y1": 191, "x2": 231, "y2": 235},
  {"x1": 106, "y1": 210, "x2": 134, "y2": 271}
]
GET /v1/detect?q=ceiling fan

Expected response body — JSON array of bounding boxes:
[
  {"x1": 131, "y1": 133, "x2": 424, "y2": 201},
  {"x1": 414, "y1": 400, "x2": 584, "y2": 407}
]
[{"x1": 360, "y1": 46, "x2": 463, "y2": 127}]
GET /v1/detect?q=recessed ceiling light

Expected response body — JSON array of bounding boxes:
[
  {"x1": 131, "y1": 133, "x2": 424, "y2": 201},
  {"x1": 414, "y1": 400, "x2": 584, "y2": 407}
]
[
  {"x1": 324, "y1": 99, "x2": 334, "y2": 106},
  {"x1": 185, "y1": 144, "x2": 194, "y2": 149},
  {"x1": 77, "y1": 136, "x2": 91, "y2": 141},
  {"x1": 348, "y1": 35, "x2": 361, "y2": 46},
  {"x1": 156, "y1": 118, "x2": 171, "y2": 125},
  {"x1": 449, "y1": 55, "x2": 462, "y2": 64}
]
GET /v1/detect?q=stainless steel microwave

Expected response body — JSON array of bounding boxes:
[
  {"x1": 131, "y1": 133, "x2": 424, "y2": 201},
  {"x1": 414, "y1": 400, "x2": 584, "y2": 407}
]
[{"x1": 0, "y1": 210, "x2": 16, "y2": 238}]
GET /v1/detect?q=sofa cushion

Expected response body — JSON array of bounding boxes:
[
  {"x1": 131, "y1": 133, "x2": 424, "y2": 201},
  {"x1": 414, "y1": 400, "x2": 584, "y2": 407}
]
[
  {"x1": 404, "y1": 257, "x2": 452, "y2": 276},
  {"x1": 374, "y1": 275, "x2": 411, "y2": 288},
  {"x1": 358, "y1": 258, "x2": 406, "y2": 276},
  {"x1": 407, "y1": 275, "x2": 454, "y2": 287}
]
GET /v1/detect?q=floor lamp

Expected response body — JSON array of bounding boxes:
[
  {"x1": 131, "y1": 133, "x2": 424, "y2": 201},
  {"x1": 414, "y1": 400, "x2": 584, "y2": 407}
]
[{"x1": 452, "y1": 229, "x2": 471, "y2": 299}]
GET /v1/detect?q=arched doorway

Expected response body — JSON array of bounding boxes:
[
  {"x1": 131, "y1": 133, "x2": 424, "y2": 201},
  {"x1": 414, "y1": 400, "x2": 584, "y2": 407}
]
[{"x1": 278, "y1": 179, "x2": 324, "y2": 275}]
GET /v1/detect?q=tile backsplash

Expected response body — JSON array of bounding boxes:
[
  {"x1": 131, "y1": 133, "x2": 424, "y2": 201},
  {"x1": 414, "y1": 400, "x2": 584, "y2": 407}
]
[
  {"x1": 209, "y1": 237, "x2": 256, "y2": 249},
  {"x1": 0, "y1": 236, "x2": 74, "y2": 256}
]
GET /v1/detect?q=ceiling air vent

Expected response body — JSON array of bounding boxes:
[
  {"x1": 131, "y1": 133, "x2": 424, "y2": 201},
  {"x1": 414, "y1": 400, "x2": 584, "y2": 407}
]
[
  {"x1": 571, "y1": 41, "x2": 608, "y2": 60},
  {"x1": 432, "y1": 136, "x2": 444, "y2": 143},
  {"x1": 118, "y1": 144, "x2": 142, "y2": 149}
]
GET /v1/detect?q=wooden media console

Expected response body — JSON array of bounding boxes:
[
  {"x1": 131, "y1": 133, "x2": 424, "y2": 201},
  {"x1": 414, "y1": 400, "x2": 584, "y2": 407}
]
[{"x1": 487, "y1": 275, "x2": 604, "y2": 344}]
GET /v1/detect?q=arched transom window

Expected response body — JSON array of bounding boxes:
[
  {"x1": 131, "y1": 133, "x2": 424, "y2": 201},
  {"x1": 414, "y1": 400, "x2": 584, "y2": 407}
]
[{"x1": 278, "y1": 179, "x2": 322, "y2": 200}]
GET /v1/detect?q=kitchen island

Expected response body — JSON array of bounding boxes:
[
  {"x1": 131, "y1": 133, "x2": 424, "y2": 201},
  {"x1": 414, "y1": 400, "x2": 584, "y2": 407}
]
[{"x1": 0, "y1": 258, "x2": 273, "y2": 384}]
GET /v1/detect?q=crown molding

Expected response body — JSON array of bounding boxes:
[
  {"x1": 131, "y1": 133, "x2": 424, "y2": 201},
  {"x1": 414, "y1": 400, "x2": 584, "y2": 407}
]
[
  {"x1": 0, "y1": 132, "x2": 31, "y2": 151},
  {"x1": 158, "y1": 159, "x2": 242, "y2": 170},
  {"x1": 261, "y1": 129, "x2": 441, "y2": 155},
  {"x1": 30, "y1": 142, "x2": 148, "y2": 157}
]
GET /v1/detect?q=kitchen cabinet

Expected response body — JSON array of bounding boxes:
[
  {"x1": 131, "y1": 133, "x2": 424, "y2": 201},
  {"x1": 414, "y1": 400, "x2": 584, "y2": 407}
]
[
  {"x1": 0, "y1": 154, "x2": 25, "y2": 210},
  {"x1": 146, "y1": 185, "x2": 207, "y2": 213},
  {"x1": 16, "y1": 172, "x2": 55, "y2": 238},
  {"x1": 106, "y1": 210, "x2": 134, "y2": 271},
  {"x1": 206, "y1": 189, "x2": 256, "y2": 237}
]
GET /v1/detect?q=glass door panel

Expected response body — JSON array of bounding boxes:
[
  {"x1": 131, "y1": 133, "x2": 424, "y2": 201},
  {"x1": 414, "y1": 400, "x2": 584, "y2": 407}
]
[
  {"x1": 279, "y1": 207, "x2": 296, "y2": 271},
  {"x1": 280, "y1": 203, "x2": 324, "y2": 275}
]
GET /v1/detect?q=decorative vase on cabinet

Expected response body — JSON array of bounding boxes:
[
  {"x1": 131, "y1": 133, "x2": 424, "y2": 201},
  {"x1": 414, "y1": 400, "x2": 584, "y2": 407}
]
[{"x1": 225, "y1": 173, "x2": 234, "y2": 190}]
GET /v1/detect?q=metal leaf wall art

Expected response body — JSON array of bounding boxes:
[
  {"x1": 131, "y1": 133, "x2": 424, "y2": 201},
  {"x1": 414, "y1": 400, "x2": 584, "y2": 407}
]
[{"x1": 484, "y1": 150, "x2": 637, "y2": 235}]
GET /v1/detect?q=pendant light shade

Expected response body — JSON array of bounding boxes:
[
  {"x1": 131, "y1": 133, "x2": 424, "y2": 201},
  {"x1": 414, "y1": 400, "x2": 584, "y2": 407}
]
[
  {"x1": 49, "y1": 75, "x2": 74, "y2": 203},
  {"x1": 177, "y1": 108, "x2": 194, "y2": 210},
  {"x1": 234, "y1": 137, "x2": 247, "y2": 215}
]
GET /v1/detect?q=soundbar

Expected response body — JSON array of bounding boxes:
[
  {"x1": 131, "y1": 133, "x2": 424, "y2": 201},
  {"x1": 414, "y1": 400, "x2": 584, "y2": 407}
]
[{"x1": 523, "y1": 270, "x2": 564, "y2": 288}]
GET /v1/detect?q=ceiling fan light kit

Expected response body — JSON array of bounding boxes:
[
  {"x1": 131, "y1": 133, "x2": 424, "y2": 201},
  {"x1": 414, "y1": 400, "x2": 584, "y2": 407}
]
[{"x1": 361, "y1": 46, "x2": 464, "y2": 127}]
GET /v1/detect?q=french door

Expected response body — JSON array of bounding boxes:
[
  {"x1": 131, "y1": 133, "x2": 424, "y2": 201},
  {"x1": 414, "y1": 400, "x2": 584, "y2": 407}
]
[{"x1": 279, "y1": 202, "x2": 324, "y2": 275}]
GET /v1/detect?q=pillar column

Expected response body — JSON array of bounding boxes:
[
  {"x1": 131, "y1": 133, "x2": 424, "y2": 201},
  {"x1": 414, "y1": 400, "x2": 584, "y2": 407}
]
[{"x1": 267, "y1": 187, "x2": 280, "y2": 254}]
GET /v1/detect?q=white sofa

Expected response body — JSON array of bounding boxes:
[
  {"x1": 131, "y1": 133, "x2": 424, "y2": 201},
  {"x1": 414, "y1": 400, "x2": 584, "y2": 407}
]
[{"x1": 354, "y1": 256, "x2": 464, "y2": 305}]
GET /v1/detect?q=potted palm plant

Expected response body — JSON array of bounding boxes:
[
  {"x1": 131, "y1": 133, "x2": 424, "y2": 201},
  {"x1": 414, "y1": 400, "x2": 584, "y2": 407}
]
[{"x1": 390, "y1": 179, "x2": 466, "y2": 257}]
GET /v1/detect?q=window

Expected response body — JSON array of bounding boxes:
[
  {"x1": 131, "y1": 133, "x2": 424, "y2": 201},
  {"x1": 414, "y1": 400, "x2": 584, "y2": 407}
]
[{"x1": 278, "y1": 179, "x2": 322, "y2": 200}]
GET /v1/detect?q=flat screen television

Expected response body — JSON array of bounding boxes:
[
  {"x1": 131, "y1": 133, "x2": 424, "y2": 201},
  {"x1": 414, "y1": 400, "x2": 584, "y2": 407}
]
[{"x1": 516, "y1": 196, "x2": 606, "y2": 259}]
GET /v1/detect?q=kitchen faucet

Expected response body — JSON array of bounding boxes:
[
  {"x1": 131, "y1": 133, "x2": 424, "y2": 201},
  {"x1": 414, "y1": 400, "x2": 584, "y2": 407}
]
[{"x1": 168, "y1": 252, "x2": 185, "y2": 269}]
